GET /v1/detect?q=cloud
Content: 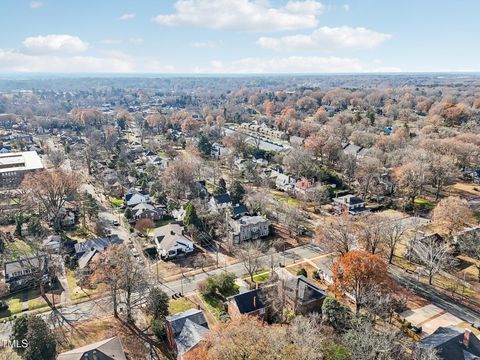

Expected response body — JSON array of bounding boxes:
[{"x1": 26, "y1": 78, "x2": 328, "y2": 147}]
[
  {"x1": 119, "y1": 13, "x2": 136, "y2": 21},
  {"x1": 153, "y1": 0, "x2": 324, "y2": 31},
  {"x1": 194, "y1": 56, "x2": 401, "y2": 73},
  {"x1": 257, "y1": 26, "x2": 392, "y2": 51},
  {"x1": 22, "y1": 35, "x2": 89, "y2": 55},
  {"x1": 129, "y1": 37, "x2": 144, "y2": 44},
  {"x1": 342, "y1": 4, "x2": 350, "y2": 12},
  {"x1": 191, "y1": 41, "x2": 221, "y2": 49},
  {"x1": 30, "y1": 1, "x2": 45, "y2": 9},
  {"x1": 0, "y1": 49, "x2": 176, "y2": 73},
  {"x1": 99, "y1": 39, "x2": 122, "y2": 45}
]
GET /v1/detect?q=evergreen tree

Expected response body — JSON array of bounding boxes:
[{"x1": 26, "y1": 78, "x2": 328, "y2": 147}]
[
  {"x1": 197, "y1": 134, "x2": 212, "y2": 157},
  {"x1": 229, "y1": 180, "x2": 245, "y2": 204},
  {"x1": 12, "y1": 315, "x2": 56, "y2": 360},
  {"x1": 183, "y1": 203, "x2": 200, "y2": 228}
]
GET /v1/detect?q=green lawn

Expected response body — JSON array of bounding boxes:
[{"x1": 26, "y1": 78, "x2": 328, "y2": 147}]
[
  {"x1": 5, "y1": 240, "x2": 32, "y2": 259},
  {"x1": 253, "y1": 272, "x2": 270, "y2": 283},
  {"x1": 199, "y1": 294, "x2": 224, "y2": 319},
  {"x1": 169, "y1": 298, "x2": 195, "y2": 315},
  {"x1": 271, "y1": 192, "x2": 298, "y2": 206},
  {"x1": 242, "y1": 269, "x2": 269, "y2": 280},
  {"x1": 67, "y1": 269, "x2": 96, "y2": 301},
  {"x1": 110, "y1": 197, "x2": 124, "y2": 207},
  {"x1": 414, "y1": 199, "x2": 436, "y2": 210}
]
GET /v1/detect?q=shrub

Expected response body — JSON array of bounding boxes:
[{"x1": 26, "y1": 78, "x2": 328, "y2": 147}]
[{"x1": 296, "y1": 268, "x2": 307, "y2": 277}]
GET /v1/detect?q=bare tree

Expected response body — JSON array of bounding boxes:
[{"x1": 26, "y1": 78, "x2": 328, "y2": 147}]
[
  {"x1": 316, "y1": 216, "x2": 356, "y2": 255},
  {"x1": 238, "y1": 241, "x2": 265, "y2": 282},
  {"x1": 381, "y1": 220, "x2": 407, "y2": 264},
  {"x1": 356, "y1": 213, "x2": 384, "y2": 254},
  {"x1": 414, "y1": 236, "x2": 453, "y2": 285}
]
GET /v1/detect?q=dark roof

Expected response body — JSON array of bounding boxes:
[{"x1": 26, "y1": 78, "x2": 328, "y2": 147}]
[
  {"x1": 57, "y1": 336, "x2": 127, "y2": 360},
  {"x1": 233, "y1": 204, "x2": 249, "y2": 217},
  {"x1": 213, "y1": 193, "x2": 232, "y2": 204},
  {"x1": 166, "y1": 309, "x2": 209, "y2": 357},
  {"x1": 419, "y1": 326, "x2": 480, "y2": 360},
  {"x1": 4, "y1": 255, "x2": 48, "y2": 277},
  {"x1": 229, "y1": 288, "x2": 265, "y2": 314},
  {"x1": 285, "y1": 276, "x2": 326, "y2": 305}
]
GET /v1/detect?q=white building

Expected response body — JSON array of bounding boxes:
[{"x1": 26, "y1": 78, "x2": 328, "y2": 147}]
[
  {"x1": 0, "y1": 151, "x2": 43, "y2": 188},
  {"x1": 153, "y1": 223, "x2": 194, "y2": 260},
  {"x1": 228, "y1": 215, "x2": 269, "y2": 244}
]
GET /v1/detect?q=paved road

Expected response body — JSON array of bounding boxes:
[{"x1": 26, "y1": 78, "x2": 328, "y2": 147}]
[
  {"x1": 390, "y1": 266, "x2": 480, "y2": 324},
  {"x1": 0, "y1": 243, "x2": 324, "y2": 340}
]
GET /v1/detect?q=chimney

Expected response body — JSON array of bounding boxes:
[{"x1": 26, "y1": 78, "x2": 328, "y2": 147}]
[
  {"x1": 197, "y1": 304, "x2": 201, "y2": 310},
  {"x1": 253, "y1": 296, "x2": 257, "y2": 309},
  {"x1": 463, "y1": 329, "x2": 471, "y2": 348},
  {"x1": 170, "y1": 230, "x2": 175, "y2": 235},
  {"x1": 256, "y1": 282, "x2": 259, "y2": 289}
]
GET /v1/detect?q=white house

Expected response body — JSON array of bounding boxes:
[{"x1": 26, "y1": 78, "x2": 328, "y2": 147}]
[
  {"x1": 209, "y1": 193, "x2": 233, "y2": 211},
  {"x1": 153, "y1": 223, "x2": 194, "y2": 260},
  {"x1": 124, "y1": 188, "x2": 150, "y2": 207},
  {"x1": 275, "y1": 174, "x2": 296, "y2": 192}
]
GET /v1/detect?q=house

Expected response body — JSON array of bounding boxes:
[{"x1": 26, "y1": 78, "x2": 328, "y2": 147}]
[
  {"x1": 0, "y1": 151, "x2": 44, "y2": 188},
  {"x1": 231, "y1": 204, "x2": 249, "y2": 219},
  {"x1": 74, "y1": 235, "x2": 123, "y2": 269},
  {"x1": 131, "y1": 203, "x2": 165, "y2": 221},
  {"x1": 295, "y1": 178, "x2": 314, "y2": 195},
  {"x1": 418, "y1": 327, "x2": 480, "y2": 360},
  {"x1": 4, "y1": 255, "x2": 49, "y2": 290},
  {"x1": 42, "y1": 235, "x2": 62, "y2": 253},
  {"x1": 227, "y1": 288, "x2": 266, "y2": 319},
  {"x1": 209, "y1": 193, "x2": 232, "y2": 211},
  {"x1": 57, "y1": 207, "x2": 76, "y2": 228},
  {"x1": 153, "y1": 223, "x2": 194, "y2": 260},
  {"x1": 165, "y1": 308, "x2": 210, "y2": 360},
  {"x1": 57, "y1": 336, "x2": 127, "y2": 360},
  {"x1": 315, "y1": 256, "x2": 335, "y2": 285},
  {"x1": 332, "y1": 194, "x2": 368, "y2": 215},
  {"x1": 228, "y1": 215, "x2": 269, "y2": 244},
  {"x1": 275, "y1": 174, "x2": 296, "y2": 192},
  {"x1": 342, "y1": 143, "x2": 363, "y2": 156},
  {"x1": 124, "y1": 188, "x2": 150, "y2": 207},
  {"x1": 283, "y1": 276, "x2": 327, "y2": 315}
]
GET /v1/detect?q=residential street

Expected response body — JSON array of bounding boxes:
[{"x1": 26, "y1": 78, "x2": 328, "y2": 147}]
[
  {"x1": 390, "y1": 266, "x2": 480, "y2": 324},
  {"x1": 0, "y1": 243, "x2": 324, "y2": 340}
]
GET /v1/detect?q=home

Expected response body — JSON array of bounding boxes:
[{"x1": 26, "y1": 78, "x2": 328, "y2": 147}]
[
  {"x1": 227, "y1": 288, "x2": 266, "y2": 319},
  {"x1": 315, "y1": 256, "x2": 335, "y2": 285},
  {"x1": 0, "y1": 151, "x2": 44, "y2": 188},
  {"x1": 295, "y1": 177, "x2": 315, "y2": 195},
  {"x1": 74, "y1": 235, "x2": 123, "y2": 269},
  {"x1": 228, "y1": 215, "x2": 269, "y2": 244},
  {"x1": 332, "y1": 194, "x2": 368, "y2": 215},
  {"x1": 42, "y1": 235, "x2": 62, "y2": 253},
  {"x1": 153, "y1": 223, "x2": 194, "y2": 260},
  {"x1": 283, "y1": 276, "x2": 327, "y2": 315},
  {"x1": 165, "y1": 308, "x2": 210, "y2": 360},
  {"x1": 57, "y1": 207, "x2": 76, "y2": 228},
  {"x1": 124, "y1": 188, "x2": 150, "y2": 207},
  {"x1": 4, "y1": 255, "x2": 49, "y2": 291},
  {"x1": 231, "y1": 204, "x2": 249, "y2": 219},
  {"x1": 131, "y1": 203, "x2": 165, "y2": 222},
  {"x1": 57, "y1": 336, "x2": 127, "y2": 360},
  {"x1": 209, "y1": 193, "x2": 233, "y2": 211},
  {"x1": 275, "y1": 174, "x2": 296, "y2": 192},
  {"x1": 418, "y1": 327, "x2": 480, "y2": 360}
]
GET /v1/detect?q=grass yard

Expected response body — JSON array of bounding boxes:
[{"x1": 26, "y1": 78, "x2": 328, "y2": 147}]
[
  {"x1": 5, "y1": 239, "x2": 32, "y2": 259},
  {"x1": 271, "y1": 191, "x2": 298, "y2": 206},
  {"x1": 110, "y1": 197, "x2": 123, "y2": 207},
  {"x1": 199, "y1": 294, "x2": 224, "y2": 319},
  {"x1": 66, "y1": 269, "x2": 97, "y2": 301},
  {"x1": 169, "y1": 297, "x2": 195, "y2": 315},
  {"x1": 253, "y1": 272, "x2": 270, "y2": 283},
  {"x1": 414, "y1": 198, "x2": 436, "y2": 210}
]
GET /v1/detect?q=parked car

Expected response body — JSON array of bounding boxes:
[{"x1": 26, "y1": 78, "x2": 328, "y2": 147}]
[{"x1": 111, "y1": 220, "x2": 120, "y2": 226}]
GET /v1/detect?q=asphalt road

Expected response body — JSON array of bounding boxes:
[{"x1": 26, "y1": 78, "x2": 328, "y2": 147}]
[
  {"x1": 0, "y1": 243, "x2": 324, "y2": 340},
  {"x1": 390, "y1": 266, "x2": 480, "y2": 324}
]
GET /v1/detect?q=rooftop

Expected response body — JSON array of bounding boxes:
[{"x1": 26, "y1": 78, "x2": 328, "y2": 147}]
[{"x1": 0, "y1": 151, "x2": 43, "y2": 174}]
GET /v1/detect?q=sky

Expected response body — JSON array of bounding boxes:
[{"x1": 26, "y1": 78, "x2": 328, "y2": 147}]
[{"x1": 0, "y1": 0, "x2": 479, "y2": 74}]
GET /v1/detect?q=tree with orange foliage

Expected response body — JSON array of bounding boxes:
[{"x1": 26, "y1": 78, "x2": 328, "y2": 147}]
[
  {"x1": 332, "y1": 250, "x2": 393, "y2": 314},
  {"x1": 432, "y1": 196, "x2": 476, "y2": 238},
  {"x1": 263, "y1": 100, "x2": 275, "y2": 117}
]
